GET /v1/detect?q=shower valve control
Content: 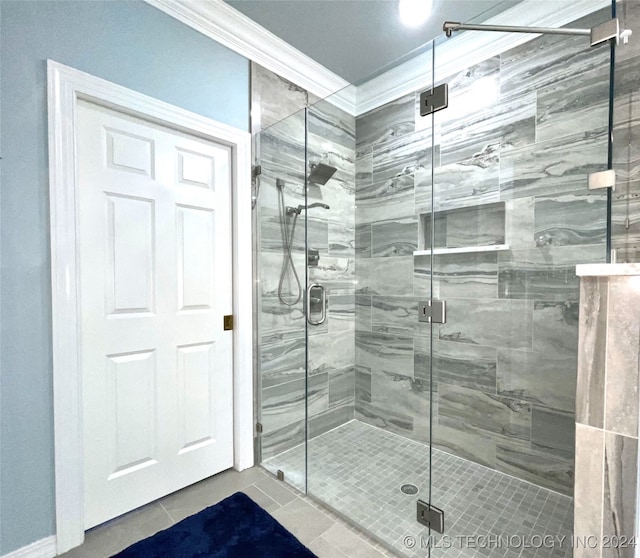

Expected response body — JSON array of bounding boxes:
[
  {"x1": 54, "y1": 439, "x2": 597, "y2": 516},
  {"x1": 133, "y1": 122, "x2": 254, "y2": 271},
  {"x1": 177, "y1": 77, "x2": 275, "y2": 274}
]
[{"x1": 419, "y1": 300, "x2": 446, "y2": 324}]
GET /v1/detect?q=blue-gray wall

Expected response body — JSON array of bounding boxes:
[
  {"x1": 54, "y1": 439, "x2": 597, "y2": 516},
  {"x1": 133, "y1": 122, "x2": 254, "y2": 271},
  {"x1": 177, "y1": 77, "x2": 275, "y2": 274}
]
[{"x1": 0, "y1": 1, "x2": 249, "y2": 553}]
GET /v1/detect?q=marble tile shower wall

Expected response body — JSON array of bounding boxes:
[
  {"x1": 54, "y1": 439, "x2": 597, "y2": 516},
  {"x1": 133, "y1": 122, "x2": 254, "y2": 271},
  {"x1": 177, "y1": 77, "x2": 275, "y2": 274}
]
[
  {"x1": 253, "y1": 63, "x2": 357, "y2": 461},
  {"x1": 354, "y1": 10, "x2": 617, "y2": 495}
]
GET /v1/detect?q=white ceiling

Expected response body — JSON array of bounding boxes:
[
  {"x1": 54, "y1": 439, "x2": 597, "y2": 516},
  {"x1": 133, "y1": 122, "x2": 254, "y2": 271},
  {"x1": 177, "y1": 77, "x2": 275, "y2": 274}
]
[{"x1": 225, "y1": 0, "x2": 520, "y2": 83}]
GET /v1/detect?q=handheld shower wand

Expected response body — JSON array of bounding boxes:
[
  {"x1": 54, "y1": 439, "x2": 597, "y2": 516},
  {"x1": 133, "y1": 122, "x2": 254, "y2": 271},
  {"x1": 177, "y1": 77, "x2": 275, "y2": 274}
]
[{"x1": 277, "y1": 181, "x2": 330, "y2": 306}]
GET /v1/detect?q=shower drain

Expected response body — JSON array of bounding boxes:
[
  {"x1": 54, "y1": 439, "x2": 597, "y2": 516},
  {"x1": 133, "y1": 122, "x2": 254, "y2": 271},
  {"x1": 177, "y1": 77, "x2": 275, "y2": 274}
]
[{"x1": 400, "y1": 483, "x2": 419, "y2": 495}]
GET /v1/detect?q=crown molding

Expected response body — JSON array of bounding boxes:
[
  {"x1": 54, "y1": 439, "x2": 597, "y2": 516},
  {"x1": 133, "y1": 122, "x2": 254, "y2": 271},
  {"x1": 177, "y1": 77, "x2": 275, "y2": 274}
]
[
  {"x1": 144, "y1": 0, "x2": 353, "y2": 112},
  {"x1": 356, "y1": 0, "x2": 611, "y2": 114},
  {"x1": 147, "y1": 0, "x2": 610, "y2": 117}
]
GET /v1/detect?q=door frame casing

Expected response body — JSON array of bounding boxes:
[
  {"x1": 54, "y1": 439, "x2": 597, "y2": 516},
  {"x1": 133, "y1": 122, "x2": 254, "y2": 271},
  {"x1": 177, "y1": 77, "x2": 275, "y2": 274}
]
[{"x1": 47, "y1": 60, "x2": 253, "y2": 554}]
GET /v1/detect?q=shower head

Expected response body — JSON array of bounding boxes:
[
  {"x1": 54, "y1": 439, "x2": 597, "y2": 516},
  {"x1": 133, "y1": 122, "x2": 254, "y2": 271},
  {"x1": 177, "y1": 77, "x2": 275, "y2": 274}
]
[{"x1": 308, "y1": 162, "x2": 337, "y2": 185}]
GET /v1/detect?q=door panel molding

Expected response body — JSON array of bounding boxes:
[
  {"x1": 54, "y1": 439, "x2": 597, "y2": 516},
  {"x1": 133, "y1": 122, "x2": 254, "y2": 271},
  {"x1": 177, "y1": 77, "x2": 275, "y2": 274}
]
[{"x1": 47, "y1": 60, "x2": 253, "y2": 554}]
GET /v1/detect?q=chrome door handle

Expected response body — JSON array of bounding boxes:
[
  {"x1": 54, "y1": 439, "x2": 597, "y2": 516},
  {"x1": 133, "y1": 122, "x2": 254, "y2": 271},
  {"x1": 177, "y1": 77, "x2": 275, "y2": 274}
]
[{"x1": 306, "y1": 284, "x2": 326, "y2": 326}]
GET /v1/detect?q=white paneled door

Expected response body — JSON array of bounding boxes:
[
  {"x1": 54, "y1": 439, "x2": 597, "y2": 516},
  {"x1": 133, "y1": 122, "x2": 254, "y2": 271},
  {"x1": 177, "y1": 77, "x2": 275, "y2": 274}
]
[{"x1": 76, "y1": 100, "x2": 234, "y2": 528}]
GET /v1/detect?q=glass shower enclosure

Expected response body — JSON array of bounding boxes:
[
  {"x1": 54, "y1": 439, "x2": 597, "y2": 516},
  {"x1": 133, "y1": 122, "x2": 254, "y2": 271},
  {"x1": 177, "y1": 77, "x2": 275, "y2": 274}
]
[{"x1": 255, "y1": 2, "x2": 615, "y2": 556}]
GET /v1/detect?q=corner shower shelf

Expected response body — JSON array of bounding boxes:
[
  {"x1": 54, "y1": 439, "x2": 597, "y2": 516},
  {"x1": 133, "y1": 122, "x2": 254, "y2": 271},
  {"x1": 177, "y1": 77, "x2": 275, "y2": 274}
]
[{"x1": 413, "y1": 244, "x2": 510, "y2": 256}]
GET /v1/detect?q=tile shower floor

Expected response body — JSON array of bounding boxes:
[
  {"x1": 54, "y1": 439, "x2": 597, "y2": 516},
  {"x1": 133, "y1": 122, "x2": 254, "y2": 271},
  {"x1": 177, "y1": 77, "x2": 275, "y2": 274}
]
[{"x1": 263, "y1": 420, "x2": 573, "y2": 558}]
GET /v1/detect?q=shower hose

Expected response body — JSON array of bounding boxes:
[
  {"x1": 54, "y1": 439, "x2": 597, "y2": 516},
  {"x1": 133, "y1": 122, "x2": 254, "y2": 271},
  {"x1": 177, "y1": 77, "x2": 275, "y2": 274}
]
[{"x1": 277, "y1": 185, "x2": 302, "y2": 306}]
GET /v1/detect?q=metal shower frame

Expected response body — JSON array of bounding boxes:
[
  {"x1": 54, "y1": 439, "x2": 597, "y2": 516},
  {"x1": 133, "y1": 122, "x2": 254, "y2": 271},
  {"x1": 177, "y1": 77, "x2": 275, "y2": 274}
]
[{"x1": 443, "y1": 17, "x2": 629, "y2": 47}]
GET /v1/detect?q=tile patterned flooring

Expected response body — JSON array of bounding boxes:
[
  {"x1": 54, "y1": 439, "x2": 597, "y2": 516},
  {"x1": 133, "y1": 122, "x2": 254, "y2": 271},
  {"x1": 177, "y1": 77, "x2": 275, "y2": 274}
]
[
  {"x1": 264, "y1": 420, "x2": 573, "y2": 558},
  {"x1": 59, "y1": 465, "x2": 393, "y2": 558}
]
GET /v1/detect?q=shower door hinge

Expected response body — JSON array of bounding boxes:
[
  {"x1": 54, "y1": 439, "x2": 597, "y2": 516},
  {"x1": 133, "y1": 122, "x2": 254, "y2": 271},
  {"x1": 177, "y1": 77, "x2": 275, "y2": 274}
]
[
  {"x1": 588, "y1": 169, "x2": 615, "y2": 191},
  {"x1": 417, "y1": 500, "x2": 445, "y2": 534},
  {"x1": 420, "y1": 83, "x2": 448, "y2": 117},
  {"x1": 256, "y1": 422, "x2": 263, "y2": 434},
  {"x1": 419, "y1": 300, "x2": 446, "y2": 324}
]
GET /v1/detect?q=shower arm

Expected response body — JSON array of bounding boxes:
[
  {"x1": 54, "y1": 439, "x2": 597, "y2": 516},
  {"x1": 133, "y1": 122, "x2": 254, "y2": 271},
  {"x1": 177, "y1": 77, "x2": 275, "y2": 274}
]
[{"x1": 443, "y1": 19, "x2": 624, "y2": 47}]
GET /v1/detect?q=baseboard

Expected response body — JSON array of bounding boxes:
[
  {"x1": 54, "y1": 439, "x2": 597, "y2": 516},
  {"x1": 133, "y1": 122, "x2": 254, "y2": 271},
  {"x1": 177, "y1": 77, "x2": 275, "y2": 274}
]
[{"x1": 1, "y1": 537, "x2": 57, "y2": 558}]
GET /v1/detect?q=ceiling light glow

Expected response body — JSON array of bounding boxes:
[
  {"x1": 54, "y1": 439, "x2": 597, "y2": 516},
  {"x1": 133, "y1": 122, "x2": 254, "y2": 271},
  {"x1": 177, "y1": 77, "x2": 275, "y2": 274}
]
[{"x1": 399, "y1": 0, "x2": 432, "y2": 28}]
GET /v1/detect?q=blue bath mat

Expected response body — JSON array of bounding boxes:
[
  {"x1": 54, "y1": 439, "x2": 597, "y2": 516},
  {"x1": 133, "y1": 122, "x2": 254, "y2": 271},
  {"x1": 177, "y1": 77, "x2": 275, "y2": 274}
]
[{"x1": 111, "y1": 491, "x2": 317, "y2": 557}]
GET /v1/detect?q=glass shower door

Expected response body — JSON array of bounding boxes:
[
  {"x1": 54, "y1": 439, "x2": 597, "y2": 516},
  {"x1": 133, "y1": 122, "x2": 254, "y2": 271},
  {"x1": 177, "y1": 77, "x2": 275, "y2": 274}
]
[
  {"x1": 426, "y1": 7, "x2": 613, "y2": 557},
  {"x1": 304, "y1": 51, "x2": 441, "y2": 554},
  {"x1": 255, "y1": 107, "x2": 309, "y2": 491}
]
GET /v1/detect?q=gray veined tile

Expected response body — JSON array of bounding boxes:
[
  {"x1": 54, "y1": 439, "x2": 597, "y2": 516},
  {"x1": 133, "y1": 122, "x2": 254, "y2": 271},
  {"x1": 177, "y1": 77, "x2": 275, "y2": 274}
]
[
  {"x1": 251, "y1": 62, "x2": 312, "y2": 131},
  {"x1": 498, "y1": 244, "x2": 606, "y2": 302},
  {"x1": 328, "y1": 221, "x2": 355, "y2": 256},
  {"x1": 309, "y1": 405, "x2": 355, "y2": 439},
  {"x1": 355, "y1": 294, "x2": 372, "y2": 331},
  {"x1": 261, "y1": 332, "x2": 306, "y2": 388},
  {"x1": 259, "y1": 297, "x2": 306, "y2": 338},
  {"x1": 417, "y1": 337, "x2": 497, "y2": 393},
  {"x1": 500, "y1": 11, "x2": 608, "y2": 99},
  {"x1": 355, "y1": 401, "x2": 414, "y2": 438},
  {"x1": 355, "y1": 256, "x2": 413, "y2": 296},
  {"x1": 416, "y1": 252, "x2": 499, "y2": 300},
  {"x1": 355, "y1": 330, "x2": 413, "y2": 378},
  {"x1": 308, "y1": 180, "x2": 354, "y2": 227},
  {"x1": 260, "y1": 251, "x2": 305, "y2": 299},
  {"x1": 258, "y1": 175, "x2": 305, "y2": 214},
  {"x1": 611, "y1": 186, "x2": 640, "y2": 263},
  {"x1": 531, "y1": 406, "x2": 575, "y2": 460},
  {"x1": 355, "y1": 223, "x2": 372, "y2": 258},
  {"x1": 370, "y1": 296, "x2": 418, "y2": 334},
  {"x1": 436, "y1": 201, "x2": 506, "y2": 249},
  {"x1": 533, "y1": 190, "x2": 608, "y2": 247},
  {"x1": 308, "y1": 255, "x2": 354, "y2": 288},
  {"x1": 259, "y1": 119, "x2": 306, "y2": 189},
  {"x1": 497, "y1": 347, "x2": 576, "y2": 413},
  {"x1": 574, "y1": 424, "x2": 604, "y2": 545},
  {"x1": 576, "y1": 277, "x2": 607, "y2": 428},
  {"x1": 328, "y1": 366, "x2": 355, "y2": 409},
  {"x1": 307, "y1": 98, "x2": 356, "y2": 151},
  {"x1": 499, "y1": 127, "x2": 609, "y2": 200},
  {"x1": 355, "y1": 151, "x2": 372, "y2": 189},
  {"x1": 441, "y1": 56, "x2": 499, "y2": 114},
  {"x1": 260, "y1": 418, "x2": 305, "y2": 461},
  {"x1": 308, "y1": 331, "x2": 354, "y2": 375},
  {"x1": 535, "y1": 50, "x2": 609, "y2": 143},
  {"x1": 612, "y1": 86, "x2": 640, "y2": 188},
  {"x1": 261, "y1": 373, "x2": 328, "y2": 433},
  {"x1": 533, "y1": 301, "x2": 579, "y2": 357},
  {"x1": 328, "y1": 293, "x2": 355, "y2": 333},
  {"x1": 505, "y1": 197, "x2": 536, "y2": 250},
  {"x1": 371, "y1": 217, "x2": 418, "y2": 257},
  {"x1": 617, "y1": 0, "x2": 640, "y2": 64},
  {"x1": 605, "y1": 276, "x2": 640, "y2": 437},
  {"x1": 438, "y1": 383, "x2": 531, "y2": 442},
  {"x1": 438, "y1": 298, "x2": 534, "y2": 350},
  {"x1": 371, "y1": 368, "x2": 432, "y2": 443},
  {"x1": 431, "y1": 144, "x2": 500, "y2": 212},
  {"x1": 356, "y1": 93, "x2": 415, "y2": 151},
  {"x1": 372, "y1": 128, "x2": 433, "y2": 182},
  {"x1": 602, "y1": 432, "x2": 638, "y2": 555},
  {"x1": 432, "y1": 423, "x2": 496, "y2": 468},
  {"x1": 440, "y1": 89, "x2": 536, "y2": 165},
  {"x1": 355, "y1": 366, "x2": 372, "y2": 403},
  {"x1": 495, "y1": 435, "x2": 573, "y2": 495},
  {"x1": 356, "y1": 173, "x2": 415, "y2": 223},
  {"x1": 413, "y1": 146, "x2": 441, "y2": 215}
]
